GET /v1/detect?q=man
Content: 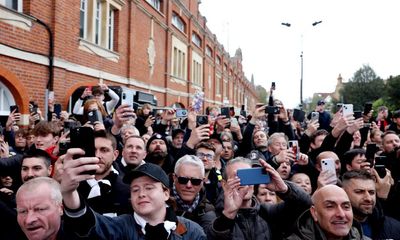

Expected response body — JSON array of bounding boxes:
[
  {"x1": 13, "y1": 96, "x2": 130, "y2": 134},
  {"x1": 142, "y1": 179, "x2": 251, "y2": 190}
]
[
  {"x1": 207, "y1": 136, "x2": 225, "y2": 172},
  {"x1": 379, "y1": 131, "x2": 400, "y2": 181},
  {"x1": 114, "y1": 135, "x2": 146, "y2": 178},
  {"x1": 16, "y1": 177, "x2": 66, "y2": 240},
  {"x1": 172, "y1": 155, "x2": 216, "y2": 228},
  {"x1": 195, "y1": 142, "x2": 222, "y2": 205},
  {"x1": 342, "y1": 170, "x2": 400, "y2": 239},
  {"x1": 207, "y1": 157, "x2": 311, "y2": 239},
  {"x1": 314, "y1": 151, "x2": 342, "y2": 187},
  {"x1": 221, "y1": 141, "x2": 235, "y2": 162},
  {"x1": 169, "y1": 129, "x2": 185, "y2": 160},
  {"x1": 75, "y1": 130, "x2": 131, "y2": 216},
  {"x1": 313, "y1": 99, "x2": 331, "y2": 131},
  {"x1": 61, "y1": 158, "x2": 206, "y2": 239},
  {"x1": 145, "y1": 133, "x2": 175, "y2": 174},
  {"x1": 286, "y1": 185, "x2": 365, "y2": 239},
  {"x1": 21, "y1": 149, "x2": 53, "y2": 183},
  {"x1": 343, "y1": 149, "x2": 370, "y2": 172}
]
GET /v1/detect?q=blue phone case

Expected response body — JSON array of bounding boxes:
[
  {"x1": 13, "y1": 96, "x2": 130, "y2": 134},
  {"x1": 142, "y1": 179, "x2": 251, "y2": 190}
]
[{"x1": 237, "y1": 167, "x2": 271, "y2": 186}]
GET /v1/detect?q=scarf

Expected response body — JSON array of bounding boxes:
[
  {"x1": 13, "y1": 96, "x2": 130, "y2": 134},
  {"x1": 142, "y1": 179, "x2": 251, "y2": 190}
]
[
  {"x1": 172, "y1": 183, "x2": 200, "y2": 213},
  {"x1": 134, "y1": 209, "x2": 176, "y2": 240}
]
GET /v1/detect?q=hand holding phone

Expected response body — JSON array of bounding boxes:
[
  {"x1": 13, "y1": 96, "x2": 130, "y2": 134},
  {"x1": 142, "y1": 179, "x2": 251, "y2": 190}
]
[
  {"x1": 321, "y1": 158, "x2": 337, "y2": 184},
  {"x1": 70, "y1": 127, "x2": 96, "y2": 175}
]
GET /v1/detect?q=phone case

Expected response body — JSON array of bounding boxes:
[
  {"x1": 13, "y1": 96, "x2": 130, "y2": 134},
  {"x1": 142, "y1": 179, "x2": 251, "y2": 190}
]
[
  {"x1": 321, "y1": 159, "x2": 336, "y2": 174},
  {"x1": 342, "y1": 104, "x2": 353, "y2": 116},
  {"x1": 289, "y1": 140, "x2": 299, "y2": 160},
  {"x1": 237, "y1": 167, "x2": 271, "y2": 186}
]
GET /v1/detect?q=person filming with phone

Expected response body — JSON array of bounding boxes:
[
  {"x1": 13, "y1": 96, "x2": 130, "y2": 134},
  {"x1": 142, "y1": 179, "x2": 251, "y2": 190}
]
[{"x1": 206, "y1": 157, "x2": 311, "y2": 239}]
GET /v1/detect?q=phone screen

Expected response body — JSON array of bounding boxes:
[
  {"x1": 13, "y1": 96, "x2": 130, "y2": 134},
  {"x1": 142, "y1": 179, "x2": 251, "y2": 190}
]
[{"x1": 237, "y1": 167, "x2": 271, "y2": 186}]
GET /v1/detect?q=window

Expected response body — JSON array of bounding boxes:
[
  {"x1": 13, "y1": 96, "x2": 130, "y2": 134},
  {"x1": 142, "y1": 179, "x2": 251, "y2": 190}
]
[
  {"x1": 216, "y1": 56, "x2": 221, "y2": 65},
  {"x1": 171, "y1": 36, "x2": 187, "y2": 82},
  {"x1": 108, "y1": 7, "x2": 114, "y2": 50},
  {"x1": 206, "y1": 46, "x2": 213, "y2": 58},
  {"x1": 192, "y1": 32, "x2": 202, "y2": 48},
  {"x1": 172, "y1": 12, "x2": 185, "y2": 33},
  {"x1": 2, "y1": 0, "x2": 22, "y2": 12},
  {"x1": 192, "y1": 51, "x2": 203, "y2": 86},
  {"x1": 223, "y1": 79, "x2": 228, "y2": 97},
  {"x1": 80, "y1": 0, "x2": 87, "y2": 38},
  {"x1": 172, "y1": 47, "x2": 186, "y2": 79},
  {"x1": 216, "y1": 74, "x2": 221, "y2": 95},
  {"x1": 79, "y1": 0, "x2": 118, "y2": 51},
  {"x1": 224, "y1": 63, "x2": 228, "y2": 72},
  {"x1": 146, "y1": 0, "x2": 162, "y2": 12}
]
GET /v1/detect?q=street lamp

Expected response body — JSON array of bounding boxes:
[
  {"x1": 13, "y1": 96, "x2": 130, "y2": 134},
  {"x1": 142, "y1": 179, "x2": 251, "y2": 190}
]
[{"x1": 281, "y1": 21, "x2": 322, "y2": 106}]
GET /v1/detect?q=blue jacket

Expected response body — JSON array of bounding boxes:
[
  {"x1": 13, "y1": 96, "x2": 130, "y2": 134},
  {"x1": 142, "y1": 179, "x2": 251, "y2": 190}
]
[{"x1": 64, "y1": 206, "x2": 206, "y2": 240}]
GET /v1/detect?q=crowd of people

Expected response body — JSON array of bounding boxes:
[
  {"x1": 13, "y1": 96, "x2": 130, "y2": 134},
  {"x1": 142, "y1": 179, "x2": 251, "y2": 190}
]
[{"x1": 1, "y1": 83, "x2": 400, "y2": 239}]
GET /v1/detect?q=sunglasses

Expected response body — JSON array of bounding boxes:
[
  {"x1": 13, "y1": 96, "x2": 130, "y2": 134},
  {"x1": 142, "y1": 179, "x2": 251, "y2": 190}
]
[{"x1": 176, "y1": 176, "x2": 203, "y2": 186}]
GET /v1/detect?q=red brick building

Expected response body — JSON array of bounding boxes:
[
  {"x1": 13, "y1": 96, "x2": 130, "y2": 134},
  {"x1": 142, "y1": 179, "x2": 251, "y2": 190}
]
[{"x1": 0, "y1": 0, "x2": 258, "y2": 125}]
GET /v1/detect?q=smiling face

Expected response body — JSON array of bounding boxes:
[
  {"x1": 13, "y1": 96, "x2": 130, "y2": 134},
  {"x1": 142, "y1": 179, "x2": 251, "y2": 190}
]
[
  {"x1": 16, "y1": 183, "x2": 63, "y2": 240},
  {"x1": 310, "y1": 185, "x2": 353, "y2": 239},
  {"x1": 130, "y1": 176, "x2": 169, "y2": 220}
]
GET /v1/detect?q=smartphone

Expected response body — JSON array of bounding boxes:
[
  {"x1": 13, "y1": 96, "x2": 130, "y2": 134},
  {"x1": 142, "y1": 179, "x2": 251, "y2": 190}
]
[
  {"x1": 87, "y1": 109, "x2": 103, "y2": 124},
  {"x1": 311, "y1": 111, "x2": 319, "y2": 121},
  {"x1": 196, "y1": 115, "x2": 208, "y2": 126},
  {"x1": 293, "y1": 109, "x2": 305, "y2": 122},
  {"x1": 175, "y1": 109, "x2": 188, "y2": 118},
  {"x1": 375, "y1": 165, "x2": 386, "y2": 178},
  {"x1": 271, "y1": 82, "x2": 276, "y2": 90},
  {"x1": 231, "y1": 117, "x2": 239, "y2": 127},
  {"x1": 364, "y1": 102, "x2": 373, "y2": 115},
  {"x1": 321, "y1": 158, "x2": 336, "y2": 175},
  {"x1": 221, "y1": 107, "x2": 230, "y2": 118},
  {"x1": 353, "y1": 111, "x2": 362, "y2": 119},
  {"x1": 266, "y1": 106, "x2": 280, "y2": 114},
  {"x1": 336, "y1": 103, "x2": 343, "y2": 109},
  {"x1": 288, "y1": 140, "x2": 299, "y2": 160},
  {"x1": 10, "y1": 105, "x2": 19, "y2": 113},
  {"x1": 366, "y1": 143, "x2": 377, "y2": 164},
  {"x1": 121, "y1": 92, "x2": 134, "y2": 106},
  {"x1": 54, "y1": 104, "x2": 62, "y2": 118},
  {"x1": 237, "y1": 167, "x2": 271, "y2": 186},
  {"x1": 375, "y1": 156, "x2": 387, "y2": 166},
  {"x1": 342, "y1": 104, "x2": 354, "y2": 116},
  {"x1": 70, "y1": 127, "x2": 96, "y2": 175}
]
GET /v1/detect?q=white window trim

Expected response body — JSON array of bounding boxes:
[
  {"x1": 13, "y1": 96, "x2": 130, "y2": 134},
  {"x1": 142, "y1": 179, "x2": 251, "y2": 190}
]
[
  {"x1": 0, "y1": 4, "x2": 32, "y2": 31},
  {"x1": 78, "y1": 38, "x2": 119, "y2": 62},
  {"x1": 1, "y1": 0, "x2": 22, "y2": 12}
]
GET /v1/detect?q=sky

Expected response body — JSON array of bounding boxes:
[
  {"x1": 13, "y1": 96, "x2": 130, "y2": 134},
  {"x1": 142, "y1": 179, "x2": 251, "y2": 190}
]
[{"x1": 199, "y1": 0, "x2": 400, "y2": 108}]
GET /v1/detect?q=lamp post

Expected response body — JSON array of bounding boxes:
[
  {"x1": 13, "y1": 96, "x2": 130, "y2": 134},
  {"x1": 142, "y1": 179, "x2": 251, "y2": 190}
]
[{"x1": 281, "y1": 21, "x2": 322, "y2": 106}]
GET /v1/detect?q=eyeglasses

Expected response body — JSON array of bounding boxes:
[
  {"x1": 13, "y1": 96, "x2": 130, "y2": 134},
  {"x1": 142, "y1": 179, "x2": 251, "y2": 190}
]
[
  {"x1": 196, "y1": 153, "x2": 214, "y2": 160},
  {"x1": 176, "y1": 176, "x2": 203, "y2": 186}
]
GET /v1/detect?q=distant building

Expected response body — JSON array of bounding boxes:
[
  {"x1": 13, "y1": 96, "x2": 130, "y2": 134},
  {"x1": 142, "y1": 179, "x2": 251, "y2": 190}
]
[
  {"x1": 0, "y1": 0, "x2": 258, "y2": 125},
  {"x1": 313, "y1": 74, "x2": 344, "y2": 103}
]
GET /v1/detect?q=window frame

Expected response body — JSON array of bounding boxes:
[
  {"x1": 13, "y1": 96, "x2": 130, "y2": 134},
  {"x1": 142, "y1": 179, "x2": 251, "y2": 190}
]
[{"x1": 172, "y1": 12, "x2": 185, "y2": 33}]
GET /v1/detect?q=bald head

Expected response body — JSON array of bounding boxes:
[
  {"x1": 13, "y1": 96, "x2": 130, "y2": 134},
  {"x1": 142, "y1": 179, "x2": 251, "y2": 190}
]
[{"x1": 310, "y1": 185, "x2": 353, "y2": 238}]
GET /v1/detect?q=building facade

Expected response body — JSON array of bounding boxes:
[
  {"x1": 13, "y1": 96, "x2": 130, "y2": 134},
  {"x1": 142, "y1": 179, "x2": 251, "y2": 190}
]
[{"x1": 0, "y1": 0, "x2": 258, "y2": 125}]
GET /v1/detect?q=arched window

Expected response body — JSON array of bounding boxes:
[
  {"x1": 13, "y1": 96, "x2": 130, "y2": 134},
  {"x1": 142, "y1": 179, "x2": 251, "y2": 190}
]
[{"x1": 0, "y1": 81, "x2": 16, "y2": 116}]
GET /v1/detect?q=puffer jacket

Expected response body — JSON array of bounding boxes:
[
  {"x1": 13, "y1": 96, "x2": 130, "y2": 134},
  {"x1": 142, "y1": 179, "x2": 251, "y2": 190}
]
[{"x1": 285, "y1": 209, "x2": 370, "y2": 240}]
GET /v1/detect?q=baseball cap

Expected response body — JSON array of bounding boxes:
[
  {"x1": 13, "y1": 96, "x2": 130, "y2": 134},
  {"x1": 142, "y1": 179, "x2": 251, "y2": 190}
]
[
  {"x1": 317, "y1": 100, "x2": 325, "y2": 106},
  {"x1": 172, "y1": 129, "x2": 185, "y2": 139},
  {"x1": 123, "y1": 163, "x2": 169, "y2": 187}
]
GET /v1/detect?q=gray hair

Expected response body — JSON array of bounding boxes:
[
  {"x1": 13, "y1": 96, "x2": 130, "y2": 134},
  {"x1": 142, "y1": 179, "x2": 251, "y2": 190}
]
[
  {"x1": 222, "y1": 157, "x2": 252, "y2": 180},
  {"x1": 174, "y1": 155, "x2": 205, "y2": 177},
  {"x1": 267, "y1": 132, "x2": 288, "y2": 147},
  {"x1": 16, "y1": 177, "x2": 62, "y2": 204},
  {"x1": 121, "y1": 124, "x2": 140, "y2": 136}
]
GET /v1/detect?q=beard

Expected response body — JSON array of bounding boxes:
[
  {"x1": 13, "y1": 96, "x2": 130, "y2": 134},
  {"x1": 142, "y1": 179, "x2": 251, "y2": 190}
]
[{"x1": 146, "y1": 151, "x2": 168, "y2": 164}]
